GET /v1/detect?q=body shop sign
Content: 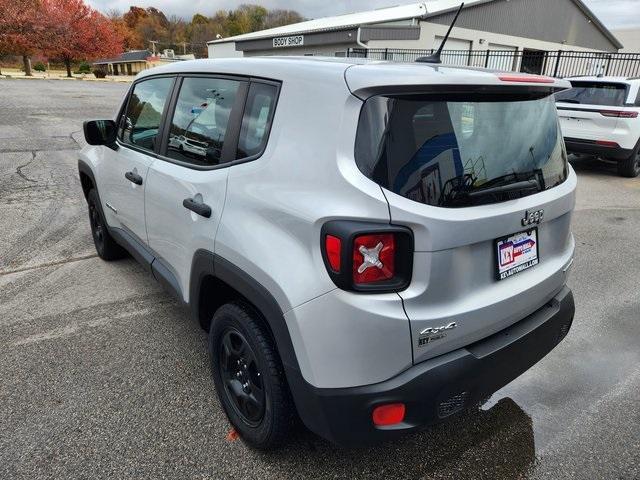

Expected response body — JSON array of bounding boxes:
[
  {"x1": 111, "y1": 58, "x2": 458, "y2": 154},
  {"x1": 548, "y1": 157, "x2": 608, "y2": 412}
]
[{"x1": 273, "y1": 35, "x2": 304, "y2": 48}]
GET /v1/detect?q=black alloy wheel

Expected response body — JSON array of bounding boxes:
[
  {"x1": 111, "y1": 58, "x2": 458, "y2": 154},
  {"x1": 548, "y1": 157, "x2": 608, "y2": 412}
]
[
  {"x1": 89, "y1": 200, "x2": 105, "y2": 252},
  {"x1": 86, "y1": 189, "x2": 126, "y2": 261},
  {"x1": 218, "y1": 328, "x2": 266, "y2": 426},
  {"x1": 209, "y1": 302, "x2": 295, "y2": 449}
]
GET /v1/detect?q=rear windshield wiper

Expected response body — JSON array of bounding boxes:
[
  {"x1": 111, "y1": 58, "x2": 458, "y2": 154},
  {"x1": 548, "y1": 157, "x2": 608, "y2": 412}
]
[
  {"x1": 467, "y1": 179, "x2": 540, "y2": 199},
  {"x1": 438, "y1": 170, "x2": 544, "y2": 207}
]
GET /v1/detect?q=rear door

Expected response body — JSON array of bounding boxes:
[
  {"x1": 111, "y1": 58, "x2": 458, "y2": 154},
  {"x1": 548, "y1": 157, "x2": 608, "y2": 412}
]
[
  {"x1": 354, "y1": 89, "x2": 576, "y2": 364},
  {"x1": 144, "y1": 75, "x2": 247, "y2": 302},
  {"x1": 556, "y1": 81, "x2": 629, "y2": 141},
  {"x1": 144, "y1": 76, "x2": 280, "y2": 303}
]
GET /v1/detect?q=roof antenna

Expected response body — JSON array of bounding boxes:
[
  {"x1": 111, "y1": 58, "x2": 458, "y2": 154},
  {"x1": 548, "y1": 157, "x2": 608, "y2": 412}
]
[{"x1": 416, "y1": 2, "x2": 465, "y2": 64}]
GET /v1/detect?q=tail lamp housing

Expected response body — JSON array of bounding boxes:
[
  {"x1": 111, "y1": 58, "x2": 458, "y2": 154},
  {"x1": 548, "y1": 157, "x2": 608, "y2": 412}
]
[{"x1": 321, "y1": 221, "x2": 413, "y2": 293}]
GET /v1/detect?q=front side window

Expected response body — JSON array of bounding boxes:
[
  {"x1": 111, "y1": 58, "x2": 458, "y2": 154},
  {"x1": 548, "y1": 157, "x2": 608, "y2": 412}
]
[
  {"x1": 355, "y1": 93, "x2": 568, "y2": 208},
  {"x1": 119, "y1": 77, "x2": 174, "y2": 152},
  {"x1": 166, "y1": 77, "x2": 241, "y2": 167},
  {"x1": 555, "y1": 81, "x2": 628, "y2": 106},
  {"x1": 236, "y1": 82, "x2": 278, "y2": 160}
]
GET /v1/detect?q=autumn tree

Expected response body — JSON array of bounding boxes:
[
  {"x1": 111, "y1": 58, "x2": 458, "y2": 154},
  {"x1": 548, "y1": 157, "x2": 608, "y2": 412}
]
[
  {"x1": 0, "y1": 0, "x2": 48, "y2": 76},
  {"x1": 42, "y1": 0, "x2": 124, "y2": 77}
]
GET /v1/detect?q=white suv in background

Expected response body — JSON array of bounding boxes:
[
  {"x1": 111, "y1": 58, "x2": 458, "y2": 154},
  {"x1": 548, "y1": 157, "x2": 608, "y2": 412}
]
[{"x1": 556, "y1": 76, "x2": 640, "y2": 177}]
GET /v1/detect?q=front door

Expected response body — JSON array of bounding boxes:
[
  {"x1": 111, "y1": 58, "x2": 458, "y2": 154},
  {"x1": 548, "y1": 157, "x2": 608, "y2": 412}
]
[
  {"x1": 145, "y1": 75, "x2": 247, "y2": 302},
  {"x1": 97, "y1": 76, "x2": 174, "y2": 244}
]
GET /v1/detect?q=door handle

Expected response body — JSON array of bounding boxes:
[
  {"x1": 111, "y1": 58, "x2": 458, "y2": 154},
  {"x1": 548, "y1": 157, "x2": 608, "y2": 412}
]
[
  {"x1": 125, "y1": 171, "x2": 143, "y2": 185},
  {"x1": 183, "y1": 197, "x2": 212, "y2": 218}
]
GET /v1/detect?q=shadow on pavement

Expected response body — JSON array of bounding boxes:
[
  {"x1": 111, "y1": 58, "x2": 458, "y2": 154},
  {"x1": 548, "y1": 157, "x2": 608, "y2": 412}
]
[
  {"x1": 569, "y1": 154, "x2": 620, "y2": 177},
  {"x1": 257, "y1": 397, "x2": 536, "y2": 480}
]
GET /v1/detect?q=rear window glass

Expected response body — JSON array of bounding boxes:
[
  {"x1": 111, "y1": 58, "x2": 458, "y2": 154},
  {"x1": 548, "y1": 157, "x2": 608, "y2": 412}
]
[
  {"x1": 355, "y1": 94, "x2": 568, "y2": 208},
  {"x1": 555, "y1": 81, "x2": 628, "y2": 106},
  {"x1": 236, "y1": 82, "x2": 278, "y2": 160}
]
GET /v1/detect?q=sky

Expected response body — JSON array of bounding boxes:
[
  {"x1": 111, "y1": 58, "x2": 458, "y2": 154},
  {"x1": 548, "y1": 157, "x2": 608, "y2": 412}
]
[{"x1": 86, "y1": 0, "x2": 640, "y2": 30}]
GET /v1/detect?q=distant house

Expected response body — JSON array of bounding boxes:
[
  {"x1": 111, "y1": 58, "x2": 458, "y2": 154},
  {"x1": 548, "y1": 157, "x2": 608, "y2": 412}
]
[
  {"x1": 93, "y1": 49, "x2": 196, "y2": 76},
  {"x1": 93, "y1": 50, "x2": 152, "y2": 76}
]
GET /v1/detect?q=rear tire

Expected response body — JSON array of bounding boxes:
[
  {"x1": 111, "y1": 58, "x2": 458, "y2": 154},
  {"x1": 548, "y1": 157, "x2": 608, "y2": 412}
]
[
  {"x1": 209, "y1": 302, "x2": 295, "y2": 450},
  {"x1": 617, "y1": 145, "x2": 640, "y2": 178},
  {"x1": 87, "y1": 189, "x2": 126, "y2": 261}
]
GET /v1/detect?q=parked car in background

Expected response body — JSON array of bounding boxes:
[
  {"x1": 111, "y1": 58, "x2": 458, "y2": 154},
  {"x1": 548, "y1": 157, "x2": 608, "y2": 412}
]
[
  {"x1": 79, "y1": 57, "x2": 576, "y2": 449},
  {"x1": 555, "y1": 76, "x2": 640, "y2": 177}
]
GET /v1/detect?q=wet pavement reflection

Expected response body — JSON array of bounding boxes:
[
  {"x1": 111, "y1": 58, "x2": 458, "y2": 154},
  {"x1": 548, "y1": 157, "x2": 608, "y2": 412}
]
[{"x1": 260, "y1": 398, "x2": 536, "y2": 479}]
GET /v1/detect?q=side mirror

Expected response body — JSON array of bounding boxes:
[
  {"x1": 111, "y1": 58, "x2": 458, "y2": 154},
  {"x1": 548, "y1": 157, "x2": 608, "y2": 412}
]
[{"x1": 83, "y1": 119, "x2": 117, "y2": 146}]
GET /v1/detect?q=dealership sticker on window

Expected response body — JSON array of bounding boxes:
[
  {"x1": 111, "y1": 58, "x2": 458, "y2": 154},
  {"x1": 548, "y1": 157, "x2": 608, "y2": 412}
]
[{"x1": 495, "y1": 229, "x2": 539, "y2": 280}]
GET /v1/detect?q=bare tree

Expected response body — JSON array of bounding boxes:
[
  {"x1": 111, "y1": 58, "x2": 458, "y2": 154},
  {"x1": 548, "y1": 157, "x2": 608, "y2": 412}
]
[{"x1": 264, "y1": 9, "x2": 304, "y2": 29}]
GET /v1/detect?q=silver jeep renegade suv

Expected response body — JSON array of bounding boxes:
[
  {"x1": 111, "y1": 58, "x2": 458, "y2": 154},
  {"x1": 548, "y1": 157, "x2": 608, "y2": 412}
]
[{"x1": 79, "y1": 57, "x2": 576, "y2": 449}]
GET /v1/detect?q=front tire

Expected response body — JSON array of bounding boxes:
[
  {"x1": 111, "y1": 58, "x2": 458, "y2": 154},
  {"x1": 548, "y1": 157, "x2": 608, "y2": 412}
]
[
  {"x1": 618, "y1": 145, "x2": 640, "y2": 178},
  {"x1": 209, "y1": 302, "x2": 295, "y2": 450},
  {"x1": 87, "y1": 189, "x2": 126, "y2": 261}
]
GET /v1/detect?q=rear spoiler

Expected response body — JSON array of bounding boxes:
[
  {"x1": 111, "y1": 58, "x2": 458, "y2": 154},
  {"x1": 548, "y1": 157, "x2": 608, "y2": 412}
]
[{"x1": 345, "y1": 65, "x2": 571, "y2": 100}]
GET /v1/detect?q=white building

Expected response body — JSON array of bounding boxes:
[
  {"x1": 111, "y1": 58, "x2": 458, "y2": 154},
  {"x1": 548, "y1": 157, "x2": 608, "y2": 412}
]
[{"x1": 208, "y1": 0, "x2": 623, "y2": 75}]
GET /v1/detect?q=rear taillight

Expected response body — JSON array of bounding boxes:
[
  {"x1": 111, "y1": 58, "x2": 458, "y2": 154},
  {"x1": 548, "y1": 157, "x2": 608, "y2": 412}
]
[
  {"x1": 325, "y1": 235, "x2": 342, "y2": 272},
  {"x1": 599, "y1": 110, "x2": 638, "y2": 118},
  {"x1": 353, "y1": 233, "x2": 395, "y2": 285},
  {"x1": 321, "y1": 221, "x2": 413, "y2": 293}
]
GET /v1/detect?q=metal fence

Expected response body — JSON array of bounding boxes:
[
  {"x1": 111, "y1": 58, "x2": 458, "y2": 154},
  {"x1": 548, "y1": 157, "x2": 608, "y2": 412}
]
[{"x1": 347, "y1": 48, "x2": 640, "y2": 78}]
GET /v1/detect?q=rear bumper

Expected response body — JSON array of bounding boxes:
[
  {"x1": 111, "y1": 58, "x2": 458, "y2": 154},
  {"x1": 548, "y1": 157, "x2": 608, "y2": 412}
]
[
  {"x1": 564, "y1": 137, "x2": 633, "y2": 160},
  {"x1": 287, "y1": 286, "x2": 574, "y2": 447}
]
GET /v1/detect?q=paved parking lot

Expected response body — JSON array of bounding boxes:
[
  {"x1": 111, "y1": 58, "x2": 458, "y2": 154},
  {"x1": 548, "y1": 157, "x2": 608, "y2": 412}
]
[{"x1": 1, "y1": 79, "x2": 639, "y2": 479}]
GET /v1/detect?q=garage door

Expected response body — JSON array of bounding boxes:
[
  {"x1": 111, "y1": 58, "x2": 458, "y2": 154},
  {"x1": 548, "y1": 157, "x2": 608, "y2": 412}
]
[
  {"x1": 433, "y1": 36, "x2": 471, "y2": 66},
  {"x1": 487, "y1": 43, "x2": 517, "y2": 71}
]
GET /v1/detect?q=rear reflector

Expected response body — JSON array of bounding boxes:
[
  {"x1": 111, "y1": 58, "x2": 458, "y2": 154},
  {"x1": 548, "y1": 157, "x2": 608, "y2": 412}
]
[
  {"x1": 595, "y1": 140, "x2": 620, "y2": 148},
  {"x1": 372, "y1": 403, "x2": 405, "y2": 426},
  {"x1": 325, "y1": 235, "x2": 342, "y2": 272},
  {"x1": 353, "y1": 233, "x2": 395, "y2": 284},
  {"x1": 600, "y1": 110, "x2": 639, "y2": 118},
  {"x1": 498, "y1": 74, "x2": 555, "y2": 84}
]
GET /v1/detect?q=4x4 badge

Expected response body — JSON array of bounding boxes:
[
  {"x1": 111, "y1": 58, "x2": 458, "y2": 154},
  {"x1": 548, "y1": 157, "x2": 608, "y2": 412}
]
[{"x1": 418, "y1": 322, "x2": 457, "y2": 347}]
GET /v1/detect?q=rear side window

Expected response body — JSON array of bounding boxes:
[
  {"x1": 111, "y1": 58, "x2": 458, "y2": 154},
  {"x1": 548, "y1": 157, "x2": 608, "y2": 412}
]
[
  {"x1": 166, "y1": 77, "x2": 241, "y2": 167},
  {"x1": 355, "y1": 93, "x2": 568, "y2": 208},
  {"x1": 236, "y1": 83, "x2": 278, "y2": 160},
  {"x1": 555, "y1": 81, "x2": 628, "y2": 106},
  {"x1": 119, "y1": 77, "x2": 173, "y2": 152}
]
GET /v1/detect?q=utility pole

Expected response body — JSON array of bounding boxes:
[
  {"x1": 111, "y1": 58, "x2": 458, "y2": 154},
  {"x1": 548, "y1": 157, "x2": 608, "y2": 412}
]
[{"x1": 182, "y1": 42, "x2": 187, "y2": 55}]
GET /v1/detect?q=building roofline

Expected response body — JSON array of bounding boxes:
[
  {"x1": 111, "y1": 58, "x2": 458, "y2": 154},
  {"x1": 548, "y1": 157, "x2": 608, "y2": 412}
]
[
  {"x1": 425, "y1": 0, "x2": 623, "y2": 50},
  {"x1": 208, "y1": 2, "x2": 432, "y2": 44},
  {"x1": 569, "y1": 0, "x2": 623, "y2": 50},
  {"x1": 208, "y1": 0, "x2": 623, "y2": 51}
]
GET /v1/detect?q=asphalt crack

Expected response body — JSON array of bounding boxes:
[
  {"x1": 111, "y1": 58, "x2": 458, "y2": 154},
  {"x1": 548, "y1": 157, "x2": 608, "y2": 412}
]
[
  {"x1": 15, "y1": 151, "x2": 38, "y2": 183},
  {"x1": 0, "y1": 253, "x2": 98, "y2": 276}
]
